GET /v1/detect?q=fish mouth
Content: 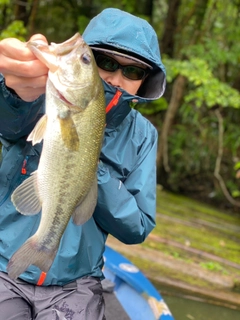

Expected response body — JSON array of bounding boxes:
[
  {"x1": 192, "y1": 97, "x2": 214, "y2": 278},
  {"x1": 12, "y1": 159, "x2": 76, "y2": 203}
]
[
  {"x1": 48, "y1": 78, "x2": 74, "y2": 106},
  {"x1": 56, "y1": 90, "x2": 74, "y2": 106}
]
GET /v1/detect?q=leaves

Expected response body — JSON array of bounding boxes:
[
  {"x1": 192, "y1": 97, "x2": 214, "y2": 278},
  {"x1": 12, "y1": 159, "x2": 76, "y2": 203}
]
[
  {"x1": 0, "y1": 20, "x2": 27, "y2": 40},
  {"x1": 164, "y1": 57, "x2": 240, "y2": 109},
  {"x1": 135, "y1": 98, "x2": 168, "y2": 115},
  {"x1": 0, "y1": 0, "x2": 10, "y2": 5}
]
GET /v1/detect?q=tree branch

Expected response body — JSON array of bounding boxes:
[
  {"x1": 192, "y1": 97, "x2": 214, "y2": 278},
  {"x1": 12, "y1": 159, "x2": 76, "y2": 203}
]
[
  {"x1": 214, "y1": 109, "x2": 240, "y2": 207},
  {"x1": 157, "y1": 74, "x2": 187, "y2": 172}
]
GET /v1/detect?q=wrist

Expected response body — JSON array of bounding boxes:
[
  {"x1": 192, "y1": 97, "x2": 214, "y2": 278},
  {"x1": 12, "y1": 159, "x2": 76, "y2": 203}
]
[
  {"x1": 0, "y1": 75, "x2": 21, "y2": 100},
  {"x1": 5, "y1": 85, "x2": 21, "y2": 99}
]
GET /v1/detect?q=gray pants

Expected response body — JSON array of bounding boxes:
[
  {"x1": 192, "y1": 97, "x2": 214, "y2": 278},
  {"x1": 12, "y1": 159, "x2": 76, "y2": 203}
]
[{"x1": 0, "y1": 272, "x2": 105, "y2": 320}]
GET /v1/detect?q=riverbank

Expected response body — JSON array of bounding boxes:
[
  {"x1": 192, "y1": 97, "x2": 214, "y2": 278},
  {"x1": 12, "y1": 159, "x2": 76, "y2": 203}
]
[{"x1": 106, "y1": 186, "x2": 240, "y2": 310}]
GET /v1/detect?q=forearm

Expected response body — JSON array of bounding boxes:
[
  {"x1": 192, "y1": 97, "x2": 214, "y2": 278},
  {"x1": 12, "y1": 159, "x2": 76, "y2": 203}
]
[
  {"x1": 94, "y1": 162, "x2": 156, "y2": 244},
  {"x1": 0, "y1": 74, "x2": 45, "y2": 141}
]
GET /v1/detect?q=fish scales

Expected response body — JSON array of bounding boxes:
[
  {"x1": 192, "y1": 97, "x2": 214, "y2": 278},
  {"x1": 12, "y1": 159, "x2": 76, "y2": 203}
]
[{"x1": 7, "y1": 33, "x2": 106, "y2": 280}]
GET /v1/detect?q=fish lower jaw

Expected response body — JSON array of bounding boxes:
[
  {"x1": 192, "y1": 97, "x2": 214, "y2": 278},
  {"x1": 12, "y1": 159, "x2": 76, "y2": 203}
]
[
  {"x1": 48, "y1": 78, "x2": 74, "y2": 107},
  {"x1": 57, "y1": 90, "x2": 74, "y2": 107}
]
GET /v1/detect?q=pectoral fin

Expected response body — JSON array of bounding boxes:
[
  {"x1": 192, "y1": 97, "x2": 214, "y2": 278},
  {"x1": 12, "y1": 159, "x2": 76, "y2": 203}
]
[
  {"x1": 59, "y1": 116, "x2": 79, "y2": 151},
  {"x1": 11, "y1": 171, "x2": 41, "y2": 215},
  {"x1": 27, "y1": 114, "x2": 47, "y2": 145},
  {"x1": 72, "y1": 177, "x2": 98, "y2": 225}
]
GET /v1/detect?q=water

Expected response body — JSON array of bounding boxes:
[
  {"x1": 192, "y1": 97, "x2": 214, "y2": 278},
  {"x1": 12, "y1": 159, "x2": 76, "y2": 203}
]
[{"x1": 162, "y1": 294, "x2": 240, "y2": 320}]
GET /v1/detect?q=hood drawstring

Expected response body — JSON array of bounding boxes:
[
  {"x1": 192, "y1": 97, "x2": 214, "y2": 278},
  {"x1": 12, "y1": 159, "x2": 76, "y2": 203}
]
[
  {"x1": 106, "y1": 90, "x2": 122, "y2": 114},
  {"x1": 37, "y1": 271, "x2": 47, "y2": 285}
]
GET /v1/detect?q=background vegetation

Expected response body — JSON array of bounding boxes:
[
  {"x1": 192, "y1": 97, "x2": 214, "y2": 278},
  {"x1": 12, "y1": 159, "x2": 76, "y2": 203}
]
[{"x1": 1, "y1": 0, "x2": 240, "y2": 212}]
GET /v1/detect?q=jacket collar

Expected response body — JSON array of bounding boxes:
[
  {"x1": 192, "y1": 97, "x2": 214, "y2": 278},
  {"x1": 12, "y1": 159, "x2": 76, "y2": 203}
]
[
  {"x1": 104, "y1": 81, "x2": 130, "y2": 129},
  {"x1": 104, "y1": 81, "x2": 141, "y2": 129}
]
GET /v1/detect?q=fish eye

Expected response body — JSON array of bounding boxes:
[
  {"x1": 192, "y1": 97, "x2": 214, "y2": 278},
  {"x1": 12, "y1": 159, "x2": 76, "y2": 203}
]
[{"x1": 81, "y1": 53, "x2": 91, "y2": 65}]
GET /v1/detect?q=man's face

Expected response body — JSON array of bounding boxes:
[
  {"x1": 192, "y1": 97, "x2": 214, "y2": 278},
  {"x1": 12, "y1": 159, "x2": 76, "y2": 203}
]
[{"x1": 96, "y1": 53, "x2": 147, "y2": 95}]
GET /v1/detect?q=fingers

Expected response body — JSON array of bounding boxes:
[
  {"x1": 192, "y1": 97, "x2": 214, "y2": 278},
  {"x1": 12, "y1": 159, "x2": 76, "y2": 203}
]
[
  {"x1": 5, "y1": 74, "x2": 48, "y2": 102},
  {"x1": 29, "y1": 34, "x2": 48, "y2": 43},
  {"x1": 0, "y1": 38, "x2": 35, "y2": 62},
  {"x1": 0, "y1": 34, "x2": 49, "y2": 101},
  {"x1": 0, "y1": 34, "x2": 48, "y2": 62},
  {"x1": 13, "y1": 86, "x2": 46, "y2": 102},
  {"x1": 0, "y1": 55, "x2": 48, "y2": 77}
]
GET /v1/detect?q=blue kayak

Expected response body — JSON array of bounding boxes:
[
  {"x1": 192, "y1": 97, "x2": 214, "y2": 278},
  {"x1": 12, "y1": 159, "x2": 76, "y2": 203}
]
[{"x1": 103, "y1": 245, "x2": 175, "y2": 320}]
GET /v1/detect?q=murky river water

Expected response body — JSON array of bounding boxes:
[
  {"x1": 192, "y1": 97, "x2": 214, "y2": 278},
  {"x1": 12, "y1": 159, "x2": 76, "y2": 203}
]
[{"x1": 162, "y1": 294, "x2": 240, "y2": 320}]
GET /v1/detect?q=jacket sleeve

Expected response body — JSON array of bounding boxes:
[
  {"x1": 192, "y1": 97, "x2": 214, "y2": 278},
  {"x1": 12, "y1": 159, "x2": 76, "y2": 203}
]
[
  {"x1": 94, "y1": 126, "x2": 158, "y2": 245},
  {"x1": 0, "y1": 74, "x2": 45, "y2": 141}
]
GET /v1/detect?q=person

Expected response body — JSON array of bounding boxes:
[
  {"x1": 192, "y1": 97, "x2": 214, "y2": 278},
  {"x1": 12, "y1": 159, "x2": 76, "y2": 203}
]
[{"x1": 0, "y1": 7, "x2": 166, "y2": 320}]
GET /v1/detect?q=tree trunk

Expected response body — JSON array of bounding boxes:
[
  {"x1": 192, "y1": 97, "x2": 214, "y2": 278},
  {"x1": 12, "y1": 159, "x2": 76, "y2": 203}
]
[
  {"x1": 158, "y1": 0, "x2": 210, "y2": 173},
  {"x1": 190, "y1": 0, "x2": 210, "y2": 44},
  {"x1": 157, "y1": 75, "x2": 187, "y2": 171},
  {"x1": 14, "y1": 0, "x2": 29, "y2": 26},
  {"x1": 161, "y1": 0, "x2": 182, "y2": 57},
  {"x1": 142, "y1": 0, "x2": 154, "y2": 22},
  {"x1": 28, "y1": 0, "x2": 40, "y2": 36}
]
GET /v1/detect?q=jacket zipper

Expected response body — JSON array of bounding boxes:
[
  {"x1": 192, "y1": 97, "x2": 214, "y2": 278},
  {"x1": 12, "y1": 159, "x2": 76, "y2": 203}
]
[{"x1": 0, "y1": 156, "x2": 29, "y2": 206}]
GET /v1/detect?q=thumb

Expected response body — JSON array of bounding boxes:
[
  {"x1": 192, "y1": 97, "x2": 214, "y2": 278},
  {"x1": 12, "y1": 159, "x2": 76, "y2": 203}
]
[{"x1": 28, "y1": 34, "x2": 48, "y2": 45}]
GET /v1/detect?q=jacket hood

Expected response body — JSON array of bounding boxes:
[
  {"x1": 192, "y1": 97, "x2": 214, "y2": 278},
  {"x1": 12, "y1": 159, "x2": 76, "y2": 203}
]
[{"x1": 83, "y1": 8, "x2": 166, "y2": 101}]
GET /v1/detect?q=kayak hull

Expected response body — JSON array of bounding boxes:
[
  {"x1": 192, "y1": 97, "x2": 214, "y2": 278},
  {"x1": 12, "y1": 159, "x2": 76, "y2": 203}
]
[{"x1": 103, "y1": 245, "x2": 175, "y2": 320}]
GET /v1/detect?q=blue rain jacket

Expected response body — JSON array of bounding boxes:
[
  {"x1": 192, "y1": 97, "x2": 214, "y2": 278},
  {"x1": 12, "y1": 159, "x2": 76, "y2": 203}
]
[{"x1": 0, "y1": 8, "x2": 166, "y2": 286}]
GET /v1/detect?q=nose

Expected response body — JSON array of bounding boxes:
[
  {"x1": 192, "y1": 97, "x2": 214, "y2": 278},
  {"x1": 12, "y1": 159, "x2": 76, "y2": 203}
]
[{"x1": 104, "y1": 69, "x2": 124, "y2": 88}]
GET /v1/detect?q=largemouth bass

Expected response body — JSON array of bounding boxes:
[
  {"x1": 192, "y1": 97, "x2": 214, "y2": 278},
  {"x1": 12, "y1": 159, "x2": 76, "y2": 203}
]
[{"x1": 7, "y1": 33, "x2": 106, "y2": 280}]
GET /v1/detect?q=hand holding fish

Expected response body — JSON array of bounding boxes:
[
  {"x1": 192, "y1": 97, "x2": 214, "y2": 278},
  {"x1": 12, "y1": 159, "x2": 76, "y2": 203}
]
[{"x1": 0, "y1": 34, "x2": 49, "y2": 101}]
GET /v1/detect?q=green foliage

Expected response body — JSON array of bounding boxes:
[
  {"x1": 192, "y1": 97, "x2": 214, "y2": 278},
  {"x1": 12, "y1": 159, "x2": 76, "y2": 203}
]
[
  {"x1": 0, "y1": 20, "x2": 27, "y2": 40},
  {"x1": 165, "y1": 101, "x2": 240, "y2": 200},
  {"x1": 0, "y1": 0, "x2": 10, "y2": 5},
  {"x1": 77, "y1": 16, "x2": 91, "y2": 35},
  {"x1": 166, "y1": 109, "x2": 218, "y2": 192},
  {"x1": 182, "y1": 39, "x2": 239, "y2": 70},
  {"x1": 163, "y1": 57, "x2": 240, "y2": 109},
  {"x1": 200, "y1": 261, "x2": 228, "y2": 275},
  {"x1": 135, "y1": 98, "x2": 168, "y2": 115}
]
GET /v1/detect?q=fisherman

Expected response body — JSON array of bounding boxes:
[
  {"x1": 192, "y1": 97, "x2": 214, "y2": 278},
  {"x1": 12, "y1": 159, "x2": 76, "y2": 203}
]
[{"x1": 0, "y1": 8, "x2": 166, "y2": 320}]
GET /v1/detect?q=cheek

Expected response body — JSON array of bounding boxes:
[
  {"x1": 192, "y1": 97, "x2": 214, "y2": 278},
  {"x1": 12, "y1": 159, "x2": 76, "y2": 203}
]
[
  {"x1": 98, "y1": 68, "x2": 108, "y2": 81},
  {"x1": 126, "y1": 80, "x2": 142, "y2": 95}
]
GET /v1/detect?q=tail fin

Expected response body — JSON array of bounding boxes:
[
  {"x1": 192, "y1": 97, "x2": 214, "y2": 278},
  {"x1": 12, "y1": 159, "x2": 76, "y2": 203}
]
[{"x1": 7, "y1": 236, "x2": 57, "y2": 280}]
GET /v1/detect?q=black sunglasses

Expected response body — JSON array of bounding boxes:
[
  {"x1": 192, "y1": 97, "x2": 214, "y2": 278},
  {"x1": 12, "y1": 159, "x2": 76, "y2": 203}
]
[{"x1": 95, "y1": 54, "x2": 148, "y2": 81}]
